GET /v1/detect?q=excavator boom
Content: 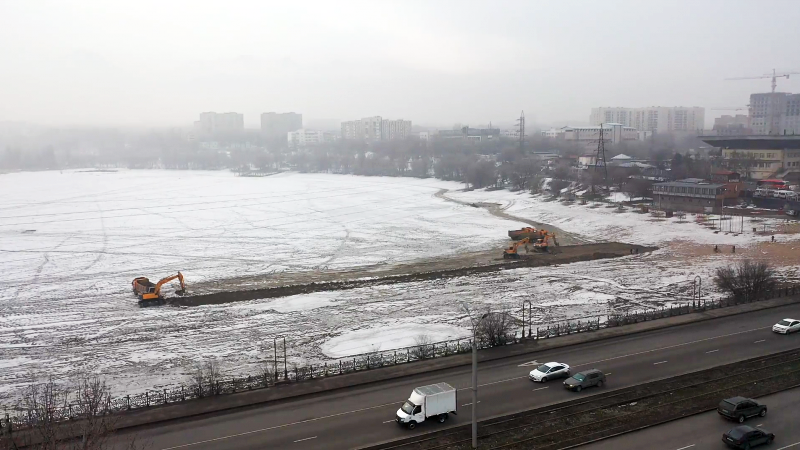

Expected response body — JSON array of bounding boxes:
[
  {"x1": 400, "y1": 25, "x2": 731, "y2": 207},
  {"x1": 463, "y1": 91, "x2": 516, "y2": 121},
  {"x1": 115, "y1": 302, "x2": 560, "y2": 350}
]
[{"x1": 133, "y1": 272, "x2": 186, "y2": 305}]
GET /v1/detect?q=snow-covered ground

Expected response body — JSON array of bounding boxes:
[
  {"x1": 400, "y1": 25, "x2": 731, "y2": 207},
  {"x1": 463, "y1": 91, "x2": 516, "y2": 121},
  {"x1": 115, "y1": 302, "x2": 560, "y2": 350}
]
[
  {"x1": 1, "y1": 171, "x2": 798, "y2": 404},
  {"x1": 447, "y1": 189, "x2": 795, "y2": 247}
]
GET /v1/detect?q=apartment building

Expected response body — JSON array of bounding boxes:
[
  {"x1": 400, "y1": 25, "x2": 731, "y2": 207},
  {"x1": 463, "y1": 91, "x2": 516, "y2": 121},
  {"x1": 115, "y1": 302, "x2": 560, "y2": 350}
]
[
  {"x1": 340, "y1": 116, "x2": 411, "y2": 141},
  {"x1": 749, "y1": 92, "x2": 800, "y2": 135},
  {"x1": 287, "y1": 129, "x2": 326, "y2": 147},
  {"x1": 590, "y1": 107, "x2": 705, "y2": 133},
  {"x1": 194, "y1": 112, "x2": 244, "y2": 134}
]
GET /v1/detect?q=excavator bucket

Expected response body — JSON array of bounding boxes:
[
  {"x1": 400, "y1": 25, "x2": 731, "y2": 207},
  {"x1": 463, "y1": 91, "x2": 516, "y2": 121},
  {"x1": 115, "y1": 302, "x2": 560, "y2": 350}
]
[{"x1": 175, "y1": 289, "x2": 186, "y2": 296}]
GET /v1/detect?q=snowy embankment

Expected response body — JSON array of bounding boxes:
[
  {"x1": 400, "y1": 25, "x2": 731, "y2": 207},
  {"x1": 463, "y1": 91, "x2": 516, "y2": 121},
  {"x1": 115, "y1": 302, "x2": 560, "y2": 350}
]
[{"x1": 447, "y1": 189, "x2": 795, "y2": 247}]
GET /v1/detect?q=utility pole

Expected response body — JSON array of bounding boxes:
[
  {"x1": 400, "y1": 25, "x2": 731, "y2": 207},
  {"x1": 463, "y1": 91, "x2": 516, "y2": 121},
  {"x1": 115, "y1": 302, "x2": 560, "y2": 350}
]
[{"x1": 462, "y1": 304, "x2": 489, "y2": 449}]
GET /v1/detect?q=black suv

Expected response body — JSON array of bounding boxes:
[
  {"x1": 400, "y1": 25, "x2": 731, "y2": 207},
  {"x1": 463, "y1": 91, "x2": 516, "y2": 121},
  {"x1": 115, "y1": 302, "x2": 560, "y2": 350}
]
[
  {"x1": 722, "y1": 425, "x2": 774, "y2": 449},
  {"x1": 718, "y1": 397, "x2": 767, "y2": 423}
]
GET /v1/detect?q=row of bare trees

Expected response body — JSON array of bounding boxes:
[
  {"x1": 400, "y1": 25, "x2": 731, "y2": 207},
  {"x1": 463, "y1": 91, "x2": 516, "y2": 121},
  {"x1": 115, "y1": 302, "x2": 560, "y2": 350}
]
[{"x1": 1, "y1": 377, "x2": 146, "y2": 450}]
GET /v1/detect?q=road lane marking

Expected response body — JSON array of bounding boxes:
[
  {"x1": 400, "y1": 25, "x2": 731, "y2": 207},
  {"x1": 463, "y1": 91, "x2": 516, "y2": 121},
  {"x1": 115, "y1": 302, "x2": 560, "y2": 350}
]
[
  {"x1": 605, "y1": 373, "x2": 612, "y2": 376},
  {"x1": 462, "y1": 401, "x2": 481, "y2": 407},
  {"x1": 518, "y1": 360, "x2": 540, "y2": 367},
  {"x1": 457, "y1": 376, "x2": 527, "y2": 391},
  {"x1": 676, "y1": 445, "x2": 695, "y2": 450},
  {"x1": 158, "y1": 401, "x2": 400, "y2": 449},
  {"x1": 532, "y1": 387, "x2": 549, "y2": 392},
  {"x1": 756, "y1": 423, "x2": 763, "y2": 427},
  {"x1": 159, "y1": 324, "x2": 774, "y2": 450},
  {"x1": 575, "y1": 325, "x2": 770, "y2": 368},
  {"x1": 755, "y1": 339, "x2": 766, "y2": 343},
  {"x1": 776, "y1": 441, "x2": 800, "y2": 450},
  {"x1": 654, "y1": 360, "x2": 668, "y2": 365},
  {"x1": 383, "y1": 420, "x2": 395, "y2": 423},
  {"x1": 294, "y1": 437, "x2": 317, "y2": 443},
  {"x1": 706, "y1": 349, "x2": 719, "y2": 353}
]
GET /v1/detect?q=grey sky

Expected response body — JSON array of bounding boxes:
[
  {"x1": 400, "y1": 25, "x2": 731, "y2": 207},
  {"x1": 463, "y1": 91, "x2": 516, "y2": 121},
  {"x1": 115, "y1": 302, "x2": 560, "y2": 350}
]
[{"x1": 2, "y1": 0, "x2": 800, "y2": 129}]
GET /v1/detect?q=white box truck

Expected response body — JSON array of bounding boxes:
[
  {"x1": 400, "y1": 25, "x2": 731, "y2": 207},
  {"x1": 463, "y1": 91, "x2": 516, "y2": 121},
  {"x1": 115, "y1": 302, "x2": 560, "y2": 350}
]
[{"x1": 395, "y1": 382, "x2": 457, "y2": 429}]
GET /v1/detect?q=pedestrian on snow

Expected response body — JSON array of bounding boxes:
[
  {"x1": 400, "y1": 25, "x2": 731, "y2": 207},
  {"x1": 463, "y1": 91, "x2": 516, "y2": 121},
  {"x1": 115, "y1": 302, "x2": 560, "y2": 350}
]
[
  {"x1": 771, "y1": 235, "x2": 775, "y2": 242},
  {"x1": 732, "y1": 245, "x2": 735, "y2": 253}
]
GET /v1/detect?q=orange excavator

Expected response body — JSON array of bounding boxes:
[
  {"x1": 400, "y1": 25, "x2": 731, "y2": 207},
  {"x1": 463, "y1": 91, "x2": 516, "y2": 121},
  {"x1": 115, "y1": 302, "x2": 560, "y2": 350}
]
[
  {"x1": 132, "y1": 272, "x2": 186, "y2": 306},
  {"x1": 532, "y1": 232, "x2": 559, "y2": 252},
  {"x1": 503, "y1": 237, "x2": 532, "y2": 259}
]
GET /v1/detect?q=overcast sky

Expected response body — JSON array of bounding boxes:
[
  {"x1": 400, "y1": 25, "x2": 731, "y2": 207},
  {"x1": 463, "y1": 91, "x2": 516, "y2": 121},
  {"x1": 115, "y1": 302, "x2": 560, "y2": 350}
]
[{"x1": 2, "y1": 0, "x2": 800, "y2": 129}]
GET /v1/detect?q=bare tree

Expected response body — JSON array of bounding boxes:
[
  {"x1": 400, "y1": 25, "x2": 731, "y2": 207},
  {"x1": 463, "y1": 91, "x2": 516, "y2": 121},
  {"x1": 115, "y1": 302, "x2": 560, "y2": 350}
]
[
  {"x1": 411, "y1": 334, "x2": 434, "y2": 360},
  {"x1": 3, "y1": 377, "x2": 148, "y2": 450},
  {"x1": 714, "y1": 259, "x2": 776, "y2": 302},
  {"x1": 476, "y1": 309, "x2": 515, "y2": 347}
]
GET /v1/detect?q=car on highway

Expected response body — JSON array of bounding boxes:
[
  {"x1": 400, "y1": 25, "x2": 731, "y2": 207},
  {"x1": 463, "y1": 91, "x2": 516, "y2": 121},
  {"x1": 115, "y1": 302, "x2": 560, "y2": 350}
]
[
  {"x1": 528, "y1": 362, "x2": 570, "y2": 382},
  {"x1": 718, "y1": 397, "x2": 767, "y2": 423},
  {"x1": 563, "y1": 369, "x2": 605, "y2": 392},
  {"x1": 722, "y1": 425, "x2": 774, "y2": 449},
  {"x1": 772, "y1": 318, "x2": 800, "y2": 334}
]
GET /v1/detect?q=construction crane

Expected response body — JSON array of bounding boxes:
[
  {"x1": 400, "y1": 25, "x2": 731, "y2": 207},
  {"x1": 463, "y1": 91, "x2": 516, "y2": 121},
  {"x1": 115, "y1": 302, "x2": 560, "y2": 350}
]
[
  {"x1": 726, "y1": 69, "x2": 800, "y2": 135},
  {"x1": 726, "y1": 69, "x2": 800, "y2": 94}
]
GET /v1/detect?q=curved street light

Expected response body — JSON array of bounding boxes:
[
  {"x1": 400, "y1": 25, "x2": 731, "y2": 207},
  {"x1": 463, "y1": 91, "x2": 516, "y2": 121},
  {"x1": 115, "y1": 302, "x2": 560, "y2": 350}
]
[
  {"x1": 462, "y1": 303, "x2": 490, "y2": 449},
  {"x1": 274, "y1": 335, "x2": 287, "y2": 381},
  {"x1": 522, "y1": 300, "x2": 533, "y2": 338}
]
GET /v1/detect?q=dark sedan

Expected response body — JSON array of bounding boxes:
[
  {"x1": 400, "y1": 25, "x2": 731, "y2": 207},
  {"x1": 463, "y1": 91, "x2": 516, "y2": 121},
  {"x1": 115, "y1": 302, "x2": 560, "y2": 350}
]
[{"x1": 722, "y1": 425, "x2": 774, "y2": 449}]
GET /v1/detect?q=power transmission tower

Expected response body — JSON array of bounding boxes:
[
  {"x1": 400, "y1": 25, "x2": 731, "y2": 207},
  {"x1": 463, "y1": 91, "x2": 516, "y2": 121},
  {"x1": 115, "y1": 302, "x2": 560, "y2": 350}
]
[
  {"x1": 516, "y1": 111, "x2": 525, "y2": 153},
  {"x1": 593, "y1": 124, "x2": 610, "y2": 194}
]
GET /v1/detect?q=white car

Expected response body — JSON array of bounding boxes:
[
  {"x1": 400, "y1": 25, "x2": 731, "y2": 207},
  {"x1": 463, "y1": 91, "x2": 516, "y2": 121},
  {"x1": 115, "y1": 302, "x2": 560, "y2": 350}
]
[
  {"x1": 529, "y1": 362, "x2": 570, "y2": 382},
  {"x1": 772, "y1": 318, "x2": 800, "y2": 334}
]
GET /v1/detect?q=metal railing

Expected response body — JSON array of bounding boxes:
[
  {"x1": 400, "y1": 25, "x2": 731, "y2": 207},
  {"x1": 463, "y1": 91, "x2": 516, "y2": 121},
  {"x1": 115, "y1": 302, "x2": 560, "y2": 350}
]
[{"x1": 2, "y1": 284, "x2": 798, "y2": 428}]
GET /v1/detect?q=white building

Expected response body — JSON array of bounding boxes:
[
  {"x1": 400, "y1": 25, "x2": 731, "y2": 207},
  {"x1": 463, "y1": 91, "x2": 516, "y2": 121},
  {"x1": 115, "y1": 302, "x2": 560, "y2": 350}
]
[
  {"x1": 749, "y1": 92, "x2": 800, "y2": 135},
  {"x1": 340, "y1": 116, "x2": 412, "y2": 141},
  {"x1": 548, "y1": 123, "x2": 638, "y2": 150},
  {"x1": 590, "y1": 107, "x2": 705, "y2": 133},
  {"x1": 194, "y1": 112, "x2": 244, "y2": 134},
  {"x1": 288, "y1": 129, "x2": 326, "y2": 147},
  {"x1": 540, "y1": 128, "x2": 564, "y2": 138}
]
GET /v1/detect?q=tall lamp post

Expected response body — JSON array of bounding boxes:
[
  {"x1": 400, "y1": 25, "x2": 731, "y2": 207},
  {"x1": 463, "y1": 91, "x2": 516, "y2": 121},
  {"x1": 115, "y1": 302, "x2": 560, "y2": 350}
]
[
  {"x1": 274, "y1": 335, "x2": 287, "y2": 381},
  {"x1": 694, "y1": 276, "x2": 702, "y2": 306},
  {"x1": 522, "y1": 300, "x2": 533, "y2": 338},
  {"x1": 463, "y1": 304, "x2": 489, "y2": 449}
]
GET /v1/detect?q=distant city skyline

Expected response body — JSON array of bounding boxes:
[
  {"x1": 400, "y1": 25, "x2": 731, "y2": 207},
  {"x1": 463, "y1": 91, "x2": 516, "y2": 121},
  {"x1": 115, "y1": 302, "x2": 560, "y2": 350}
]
[{"x1": 2, "y1": 1, "x2": 800, "y2": 129}]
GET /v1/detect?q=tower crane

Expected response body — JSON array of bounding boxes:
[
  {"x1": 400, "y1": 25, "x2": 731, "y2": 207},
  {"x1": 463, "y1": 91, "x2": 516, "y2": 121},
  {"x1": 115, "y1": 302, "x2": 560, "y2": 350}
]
[
  {"x1": 726, "y1": 69, "x2": 800, "y2": 135},
  {"x1": 726, "y1": 69, "x2": 800, "y2": 93}
]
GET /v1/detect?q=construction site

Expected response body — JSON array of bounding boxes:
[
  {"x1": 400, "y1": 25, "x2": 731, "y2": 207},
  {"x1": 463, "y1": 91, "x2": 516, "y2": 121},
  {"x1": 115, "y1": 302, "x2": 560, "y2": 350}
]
[{"x1": 1, "y1": 169, "x2": 799, "y2": 400}]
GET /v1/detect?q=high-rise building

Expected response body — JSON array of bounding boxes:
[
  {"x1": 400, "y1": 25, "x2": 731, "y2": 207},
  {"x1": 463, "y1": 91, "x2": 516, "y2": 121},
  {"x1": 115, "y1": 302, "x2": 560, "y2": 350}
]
[
  {"x1": 380, "y1": 119, "x2": 412, "y2": 140},
  {"x1": 340, "y1": 116, "x2": 412, "y2": 141},
  {"x1": 749, "y1": 93, "x2": 800, "y2": 135},
  {"x1": 287, "y1": 129, "x2": 326, "y2": 147},
  {"x1": 194, "y1": 112, "x2": 244, "y2": 134},
  {"x1": 261, "y1": 112, "x2": 303, "y2": 137},
  {"x1": 590, "y1": 107, "x2": 705, "y2": 133}
]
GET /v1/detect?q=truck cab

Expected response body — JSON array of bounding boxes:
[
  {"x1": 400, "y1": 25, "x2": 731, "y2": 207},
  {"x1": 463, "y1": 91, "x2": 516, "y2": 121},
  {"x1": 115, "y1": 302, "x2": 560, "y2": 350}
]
[{"x1": 395, "y1": 382, "x2": 456, "y2": 429}]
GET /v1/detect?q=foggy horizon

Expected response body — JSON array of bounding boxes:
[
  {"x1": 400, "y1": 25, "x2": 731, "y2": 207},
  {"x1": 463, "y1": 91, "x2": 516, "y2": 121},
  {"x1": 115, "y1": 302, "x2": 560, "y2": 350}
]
[{"x1": 3, "y1": 0, "x2": 800, "y2": 129}]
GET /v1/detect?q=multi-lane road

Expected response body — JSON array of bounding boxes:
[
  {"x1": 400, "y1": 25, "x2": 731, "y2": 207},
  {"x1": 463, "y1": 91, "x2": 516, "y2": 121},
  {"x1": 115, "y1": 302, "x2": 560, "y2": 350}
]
[
  {"x1": 581, "y1": 387, "x2": 800, "y2": 450},
  {"x1": 117, "y1": 302, "x2": 800, "y2": 450}
]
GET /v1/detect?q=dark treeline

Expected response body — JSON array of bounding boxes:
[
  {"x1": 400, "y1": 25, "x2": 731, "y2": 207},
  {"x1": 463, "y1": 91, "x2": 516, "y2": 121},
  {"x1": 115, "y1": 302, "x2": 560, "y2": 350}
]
[{"x1": 1, "y1": 126, "x2": 714, "y2": 198}]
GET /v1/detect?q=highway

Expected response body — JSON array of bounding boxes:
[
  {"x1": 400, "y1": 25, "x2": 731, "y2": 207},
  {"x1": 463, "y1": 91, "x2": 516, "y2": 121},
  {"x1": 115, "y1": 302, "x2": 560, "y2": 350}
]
[
  {"x1": 580, "y1": 387, "x2": 800, "y2": 450},
  {"x1": 115, "y1": 303, "x2": 800, "y2": 450}
]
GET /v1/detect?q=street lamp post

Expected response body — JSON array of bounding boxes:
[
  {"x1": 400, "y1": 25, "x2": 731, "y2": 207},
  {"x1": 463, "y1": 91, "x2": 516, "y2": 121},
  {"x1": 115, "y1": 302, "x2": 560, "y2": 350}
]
[
  {"x1": 522, "y1": 300, "x2": 533, "y2": 338},
  {"x1": 274, "y1": 336, "x2": 287, "y2": 381},
  {"x1": 463, "y1": 304, "x2": 489, "y2": 449}
]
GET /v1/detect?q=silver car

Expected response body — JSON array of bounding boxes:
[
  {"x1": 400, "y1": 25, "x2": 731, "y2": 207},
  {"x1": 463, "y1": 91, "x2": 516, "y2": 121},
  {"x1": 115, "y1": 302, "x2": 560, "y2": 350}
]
[
  {"x1": 773, "y1": 318, "x2": 800, "y2": 334},
  {"x1": 529, "y1": 362, "x2": 570, "y2": 382}
]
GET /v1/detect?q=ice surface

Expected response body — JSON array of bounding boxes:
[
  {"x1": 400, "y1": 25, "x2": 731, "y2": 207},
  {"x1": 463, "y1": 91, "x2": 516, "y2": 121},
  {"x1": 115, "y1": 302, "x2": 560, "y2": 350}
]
[{"x1": 320, "y1": 323, "x2": 469, "y2": 358}]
